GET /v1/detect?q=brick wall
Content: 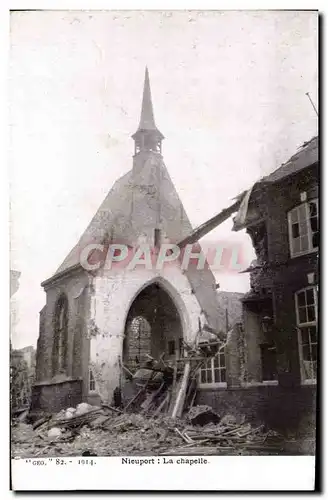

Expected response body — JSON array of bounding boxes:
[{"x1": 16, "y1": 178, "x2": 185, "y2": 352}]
[
  {"x1": 197, "y1": 384, "x2": 316, "y2": 436},
  {"x1": 266, "y1": 165, "x2": 318, "y2": 265},
  {"x1": 245, "y1": 164, "x2": 319, "y2": 386}
]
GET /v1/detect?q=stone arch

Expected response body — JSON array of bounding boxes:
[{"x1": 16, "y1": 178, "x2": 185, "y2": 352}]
[
  {"x1": 52, "y1": 293, "x2": 69, "y2": 376},
  {"x1": 122, "y1": 277, "x2": 187, "y2": 370},
  {"x1": 124, "y1": 276, "x2": 190, "y2": 337}
]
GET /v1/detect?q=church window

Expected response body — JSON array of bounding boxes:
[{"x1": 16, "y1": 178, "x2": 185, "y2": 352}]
[
  {"x1": 52, "y1": 294, "x2": 68, "y2": 376},
  {"x1": 89, "y1": 369, "x2": 96, "y2": 391}
]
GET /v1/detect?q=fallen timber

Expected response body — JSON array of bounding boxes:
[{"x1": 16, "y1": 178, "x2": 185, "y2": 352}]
[{"x1": 12, "y1": 339, "x2": 288, "y2": 457}]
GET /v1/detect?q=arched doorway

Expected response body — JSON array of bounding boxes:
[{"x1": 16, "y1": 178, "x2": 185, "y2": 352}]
[{"x1": 123, "y1": 283, "x2": 184, "y2": 371}]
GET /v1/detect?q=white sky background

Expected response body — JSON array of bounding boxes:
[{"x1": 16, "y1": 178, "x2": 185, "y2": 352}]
[{"x1": 9, "y1": 10, "x2": 318, "y2": 349}]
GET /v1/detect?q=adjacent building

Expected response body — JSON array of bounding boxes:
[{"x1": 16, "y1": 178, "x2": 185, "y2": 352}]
[
  {"x1": 11, "y1": 346, "x2": 36, "y2": 410},
  {"x1": 199, "y1": 136, "x2": 318, "y2": 432},
  {"x1": 234, "y1": 136, "x2": 318, "y2": 388}
]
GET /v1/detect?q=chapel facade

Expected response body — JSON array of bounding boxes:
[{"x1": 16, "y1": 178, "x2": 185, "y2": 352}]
[{"x1": 31, "y1": 69, "x2": 225, "y2": 412}]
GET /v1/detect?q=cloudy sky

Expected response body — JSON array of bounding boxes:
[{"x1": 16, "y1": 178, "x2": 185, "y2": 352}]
[{"x1": 9, "y1": 10, "x2": 318, "y2": 348}]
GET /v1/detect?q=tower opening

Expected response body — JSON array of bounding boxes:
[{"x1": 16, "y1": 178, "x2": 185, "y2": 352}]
[{"x1": 123, "y1": 283, "x2": 183, "y2": 371}]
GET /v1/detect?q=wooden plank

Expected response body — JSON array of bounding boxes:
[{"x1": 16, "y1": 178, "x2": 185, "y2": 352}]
[
  {"x1": 172, "y1": 361, "x2": 191, "y2": 419},
  {"x1": 176, "y1": 199, "x2": 241, "y2": 250},
  {"x1": 121, "y1": 363, "x2": 134, "y2": 379},
  {"x1": 168, "y1": 352, "x2": 178, "y2": 414},
  {"x1": 123, "y1": 387, "x2": 145, "y2": 411},
  {"x1": 153, "y1": 392, "x2": 170, "y2": 416},
  {"x1": 101, "y1": 403, "x2": 123, "y2": 414},
  {"x1": 183, "y1": 431, "x2": 194, "y2": 444},
  {"x1": 141, "y1": 382, "x2": 165, "y2": 412},
  {"x1": 174, "y1": 427, "x2": 190, "y2": 444}
]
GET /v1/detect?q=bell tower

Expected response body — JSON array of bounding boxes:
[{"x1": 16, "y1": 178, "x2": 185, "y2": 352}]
[{"x1": 132, "y1": 67, "x2": 164, "y2": 155}]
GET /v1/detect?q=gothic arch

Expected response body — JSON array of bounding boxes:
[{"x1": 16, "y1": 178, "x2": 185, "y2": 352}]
[
  {"x1": 124, "y1": 276, "x2": 189, "y2": 337},
  {"x1": 122, "y1": 278, "x2": 186, "y2": 370}
]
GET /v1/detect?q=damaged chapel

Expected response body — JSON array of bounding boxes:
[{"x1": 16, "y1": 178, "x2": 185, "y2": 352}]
[{"x1": 29, "y1": 70, "x2": 318, "y2": 447}]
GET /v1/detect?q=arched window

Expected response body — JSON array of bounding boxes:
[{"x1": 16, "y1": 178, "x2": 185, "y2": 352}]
[
  {"x1": 124, "y1": 316, "x2": 152, "y2": 370},
  {"x1": 52, "y1": 294, "x2": 68, "y2": 376},
  {"x1": 89, "y1": 369, "x2": 96, "y2": 391}
]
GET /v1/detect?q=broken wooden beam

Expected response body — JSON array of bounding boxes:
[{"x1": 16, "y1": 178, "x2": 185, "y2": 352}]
[
  {"x1": 174, "y1": 427, "x2": 191, "y2": 444},
  {"x1": 123, "y1": 387, "x2": 146, "y2": 412},
  {"x1": 176, "y1": 199, "x2": 241, "y2": 249},
  {"x1": 171, "y1": 361, "x2": 191, "y2": 419},
  {"x1": 101, "y1": 403, "x2": 123, "y2": 414},
  {"x1": 153, "y1": 392, "x2": 170, "y2": 416}
]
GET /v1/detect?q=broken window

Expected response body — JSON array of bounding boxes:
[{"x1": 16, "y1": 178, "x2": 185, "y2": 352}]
[
  {"x1": 295, "y1": 286, "x2": 318, "y2": 382},
  {"x1": 52, "y1": 294, "x2": 68, "y2": 376},
  {"x1": 288, "y1": 199, "x2": 318, "y2": 257},
  {"x1": 89, "y1": 369, "x2": 96, "y2": 391},
  {"x1": 199, "y1": 350, "x2": 226, "y2": 386}
]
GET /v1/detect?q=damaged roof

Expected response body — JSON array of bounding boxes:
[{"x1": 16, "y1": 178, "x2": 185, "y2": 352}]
[
  {"x1": 261, "y1": 136, "x2": 318, "y2": 184},
  {"x1": 232, "y1": 135, "x2": 318, "y2": 232}
]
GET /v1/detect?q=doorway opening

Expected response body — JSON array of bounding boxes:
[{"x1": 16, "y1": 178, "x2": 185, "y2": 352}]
[{"x1": 123, "y1": 283, "x2": 183, "y2": 371}]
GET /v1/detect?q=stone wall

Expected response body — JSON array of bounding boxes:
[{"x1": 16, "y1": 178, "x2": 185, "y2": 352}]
[
  {"x1": 89, "y1": 265, "x2": 203, "y2": 403},
  {"x1": 33, "y1": 269, "x2": 91, "y2": 411},
  {"x1": 31, "y1": 379, "x2": 83, "y2": 414}
]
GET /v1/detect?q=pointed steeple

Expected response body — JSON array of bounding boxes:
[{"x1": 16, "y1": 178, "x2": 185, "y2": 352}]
[
  {"x1": 138, "y1": 67, "x2": 156, "y2": 131},
  {"x1": 132, "y1": 67, "x2": 164, "y2": 155}
]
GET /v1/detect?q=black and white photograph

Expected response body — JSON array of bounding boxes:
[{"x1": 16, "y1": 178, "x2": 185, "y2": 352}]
[{"x1": 9, "y1": 8, "x2": 319, "y2": 491}]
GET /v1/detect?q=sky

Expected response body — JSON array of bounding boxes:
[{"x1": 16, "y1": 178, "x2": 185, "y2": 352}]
[{"x1": 9, "y1": 10, "x2": 318, "y2": 349}]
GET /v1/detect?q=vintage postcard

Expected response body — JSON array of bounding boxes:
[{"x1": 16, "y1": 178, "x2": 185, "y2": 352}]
[{"x1": 9, "y1": 9, "x2": 318, "y2": 491}]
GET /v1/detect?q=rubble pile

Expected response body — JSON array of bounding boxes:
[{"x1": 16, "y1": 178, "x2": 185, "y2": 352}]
[
  {"x1": 11, "y1": 345, "x2": 288, "y2": 457},
  {"x1": 11, "y1": 401, "x2": 285, "y2": 458},
  {"x1": 163, "y1": 419, "x2": 284, "y2": 455}
]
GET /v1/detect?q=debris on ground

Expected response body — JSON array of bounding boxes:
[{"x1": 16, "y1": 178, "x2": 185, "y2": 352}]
[
  {"x1": 47, "y1": 427, "x2": 62, "y2": 439},
  {"x1": 11, "y1": 401, "x2": 287, "y2": 457},
  {"x1": 10, "y1": 344, "x2": 299, "y2": 457},
  {"x1": 188, "y1": 405, "x2": 220, "y2": 426}
]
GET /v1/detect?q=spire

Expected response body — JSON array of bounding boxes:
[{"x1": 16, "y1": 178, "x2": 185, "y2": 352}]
[
  {"x1": 132, "y1": 67, "x2": 164, "y2": 155},
  {"x1": 138, "y1": 67, "x2": 157, "y2": 131}
]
